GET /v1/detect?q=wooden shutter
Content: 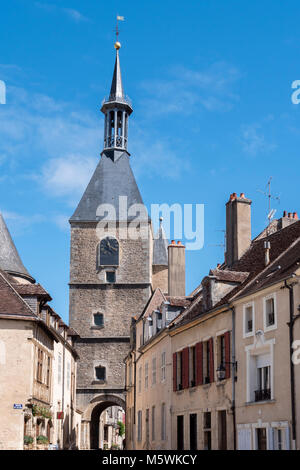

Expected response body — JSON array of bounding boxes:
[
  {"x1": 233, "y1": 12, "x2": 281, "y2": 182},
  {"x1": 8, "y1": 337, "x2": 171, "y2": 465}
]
[
  {"x1": 182, "y1": 347, "x2": 189, "y2": 389},
  {"x1": 173, "y1": 353, "x2": 177, "y2": 391},
  {"x1": 209, "y1": 338, "x2": 214, "y2": 383},
  {"x1": 225, "y1": 331, "x2": 231, "y2": 379},
  {"x1": 195, "y1": 342, "x2": 203, "y2": 385}
]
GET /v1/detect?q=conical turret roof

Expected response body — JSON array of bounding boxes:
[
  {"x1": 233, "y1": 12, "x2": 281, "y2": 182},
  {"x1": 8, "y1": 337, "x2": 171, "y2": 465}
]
[
  {"x1": 153, "y1": 223, "x2": 169, "y2": 266},
  {"x1": 0, "y1": 213, "x2": 33, "y2": 280}
]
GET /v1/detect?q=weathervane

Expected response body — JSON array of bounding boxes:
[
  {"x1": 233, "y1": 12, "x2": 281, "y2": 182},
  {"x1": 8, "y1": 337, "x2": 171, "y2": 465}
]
[{"x1": 114, "y1": 15, "x2": 125, "y2": 49}]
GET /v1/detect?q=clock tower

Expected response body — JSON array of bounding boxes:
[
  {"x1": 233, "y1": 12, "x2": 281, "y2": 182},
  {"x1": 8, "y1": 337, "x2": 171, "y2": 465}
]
[{"x1": 69, "y1": 42, "x2": 153, "y2": 449}]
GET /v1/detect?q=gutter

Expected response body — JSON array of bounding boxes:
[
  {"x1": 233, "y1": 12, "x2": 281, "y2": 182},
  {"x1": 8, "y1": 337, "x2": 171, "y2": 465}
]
[
  {"x1": 282, "y1": 279, "x2": 300, "y2": 450},
  {"x1": 231, "y1": 306, "x2": 237, "y2": 450}
]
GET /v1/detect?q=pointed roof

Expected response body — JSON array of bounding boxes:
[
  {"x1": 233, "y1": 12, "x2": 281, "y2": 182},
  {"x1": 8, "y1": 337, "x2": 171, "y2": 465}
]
[
  {"x1": 109, "y1": 50, "x2": 124, "y2": 100},
  {"x1": 70, "y1": 152, "x2": 145, "y2": 222},
  {"x1": 153, "y1": 223, "x2": 169, "y2": 266},
  {"x1": 0, "y1": 270, "x2": 37, "y2": 318},
  {"x1": 0, "y1": 213, "x2": 33, "y2": 281}
]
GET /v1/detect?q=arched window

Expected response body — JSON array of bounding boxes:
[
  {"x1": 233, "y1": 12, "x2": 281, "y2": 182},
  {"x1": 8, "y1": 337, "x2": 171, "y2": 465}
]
[{"x1": 98, "y1": 237, "x2": 119, "y2": 267}]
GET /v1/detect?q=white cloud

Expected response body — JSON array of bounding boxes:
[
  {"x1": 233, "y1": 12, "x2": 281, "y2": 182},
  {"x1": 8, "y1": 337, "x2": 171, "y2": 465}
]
[
  {"x1": 139, "y1": 61, "x2": 241, "y2": 117},
  {"x1": 35, "y1": 2, "x2": 90, "y2": 23},
  {"x1": 240, "y1": 123, "x2": 276, "y2": 156}
]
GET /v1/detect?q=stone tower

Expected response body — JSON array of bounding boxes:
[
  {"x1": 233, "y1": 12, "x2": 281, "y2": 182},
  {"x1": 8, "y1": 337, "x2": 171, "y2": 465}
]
[{"x1": 69, "y1": 43, "x2": 153, "y2": 449}]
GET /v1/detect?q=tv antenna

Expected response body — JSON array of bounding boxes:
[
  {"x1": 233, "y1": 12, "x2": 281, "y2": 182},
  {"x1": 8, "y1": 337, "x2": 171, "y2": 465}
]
[
  {"x1": 257, "y1": 177, "x2": 280, "y2": 235},
  {"x1": 209, "y1": 230, "x2": 226, "y2": 258}
]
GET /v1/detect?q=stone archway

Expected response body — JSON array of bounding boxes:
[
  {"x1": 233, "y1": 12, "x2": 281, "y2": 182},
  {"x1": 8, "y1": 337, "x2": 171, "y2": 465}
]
[{"x1": 86, "y1": 395, "x2": 125, "y2": 450}]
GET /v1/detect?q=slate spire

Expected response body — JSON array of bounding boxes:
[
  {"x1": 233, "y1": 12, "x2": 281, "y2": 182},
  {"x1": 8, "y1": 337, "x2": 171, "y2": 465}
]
[
  {"x1": 70, "y1": 42, "x2": 145, "y2": 223},
  {"x1": 109, "y1": 49, "x2": 124, "y2": 101},
  {"x1": 153, "y1": 218, "x2": 169, "y2": 266},
  {"x1": 0, "y1": 213, "x2": 33, "y2": 281}
]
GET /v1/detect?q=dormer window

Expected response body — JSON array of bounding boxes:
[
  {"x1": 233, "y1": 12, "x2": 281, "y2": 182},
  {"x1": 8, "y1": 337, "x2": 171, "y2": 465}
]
[
  {"x1": 264, "y1": 294, "x2": 277, "y2": 331},
  {"x1": 243, "y1": 302, "x2": 254, "y2": 337},
  {"x1": 93, "y1": 313, "x2": 104, "y2": 327}
]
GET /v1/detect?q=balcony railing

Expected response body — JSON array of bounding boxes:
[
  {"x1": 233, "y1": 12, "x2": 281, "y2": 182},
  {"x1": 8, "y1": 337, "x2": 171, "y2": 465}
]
[{"x1": 254, "y1": 388, "x2": 271, "y2": 402}]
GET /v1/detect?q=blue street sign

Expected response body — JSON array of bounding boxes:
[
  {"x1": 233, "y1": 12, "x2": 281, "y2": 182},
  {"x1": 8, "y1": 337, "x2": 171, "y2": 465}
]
[{"x1": 13, "y1": 404, "x2": 23, "y2": 409}]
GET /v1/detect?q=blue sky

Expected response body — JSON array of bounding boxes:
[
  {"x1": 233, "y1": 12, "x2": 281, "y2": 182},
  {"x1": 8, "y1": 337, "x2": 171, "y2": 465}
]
[{"x1": 1, "y1": 0, "x2": 300, "y2": 322}]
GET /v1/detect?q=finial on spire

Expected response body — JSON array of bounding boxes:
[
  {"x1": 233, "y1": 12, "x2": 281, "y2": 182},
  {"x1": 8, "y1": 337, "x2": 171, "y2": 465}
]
[{"x1": 115, "y1": 15, "x2": 124, "y2": 50}]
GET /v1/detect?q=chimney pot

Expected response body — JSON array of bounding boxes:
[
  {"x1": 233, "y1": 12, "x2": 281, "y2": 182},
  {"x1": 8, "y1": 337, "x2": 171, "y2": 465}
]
[
  {"x1": 217, "y1": 263, "x2": 221, "y2": 268},
  {"x1": 293, "y1": 212, "x2": 298, "y2": 220},
  {"x1": 232, "y1": 192, "x2": 237, "y2": 199},
  {"x1": 288, "y1": 212, "x2": 292, "y2": 218},
  {"x1": 283, "y1": 210, "x2": 287, "y2": 217},
  {"x1": 171, "y1": 240, "x2": 176, "y2": 245},
  {"x1": 240, "y1": 192, "x2": 245, "y2": 198}
]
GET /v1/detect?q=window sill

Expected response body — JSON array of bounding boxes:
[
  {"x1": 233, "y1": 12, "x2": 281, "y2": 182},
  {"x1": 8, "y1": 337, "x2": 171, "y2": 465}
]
[
  {"x1": 90, "y1": 326, "x2": 104, "y2": 330},
  {"x1": 245, "y1": 399, "x2": 276, "y2": 406},
  {"x1": 176, "y1": 390, "x2": 184, "y2": 395},
  {"x1": 202, "y1": 383, "x2": 211, "y2": 390},
  {"x1": 189, "y1": 386, "x2": 197, "y2": 393},
  {"x1": 91, "y1": 380, "x2": 107, "y2": 385}
]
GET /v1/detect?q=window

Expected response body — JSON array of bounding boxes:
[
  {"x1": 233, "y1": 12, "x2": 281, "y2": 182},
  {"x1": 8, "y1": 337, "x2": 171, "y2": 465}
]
[
  {"x1": 145, "y1": 362, "x2": 149, "y2": 389},
  {"x1": 161, "y1": 352, "x2": 166, "y2": 382},
  {"x1": 93, "y1": 313, "x2": 104, "y2": 327},
  {"x1": 106, "y1": 271, "x2": 116, "y2": 283},
  {"x1": 46, "y1": 356, "x2": 51, "y2": 387},
  {"x1": 264, "y1": 295, "x2": 276, "y2": 330},
  {"x1": 95, "y1": 366, "x2": 106, "y2": 381},
  {"x1": 189, "y1": 346, "x2": 196, "y2": 387},
  {"x1": 161, "y1": 403, "x2": 166, "y2": 441},
  {"x1": 218, "y1": 335, "x2": 225, "y2": 368},
  {"x1": 203, "y1": 341, "x2": 211, "y2": 384},
  {"x1": 152, "y1": 357, "x2": 156, "y2": 385},
  {"x1": 58, "y1": 352, "x2": 62, "y2": 385},
  {"x1": 138, "y1": 366, "x2": 142, "y2": 393},
  {"x1": 148, "y1": 317, "x2": 153, "y2": 338},
  {"x1": 177, "y1": 415, "x2": 184, "y2": 450},
  {"x1": 255, "y1": 365, "x2": 271, "y2": 401},
  {"x1": 244, "y1": 303, "x2": 254, "y2": 336},
  {"x1": 176, "y1": 351, "x2": 183, "y2": 390},
  {"x1": 37, "y1": 348, "x2": 43, "y2": 383},
  {"x1": 151, "y1": 406, "x2": 155, "y2": 441},
  {"x1": 256, "y1": 428, "x2": 267, "y2": 450},
  {"x1": 128, "y1": 362, "x2": 132, "y2": 387},
  {"x1": 203, "y1": 412, "x2": 212, "y2": 450},
  {"x1": 146, "y1": 409, "x2": 150, "y2": 443},
  {"x1": 137, "y1": 410, "x2": 142, "y2": 442},
  {"x1": 67, "y1": 362, "x2": 71, "y2": 390}
]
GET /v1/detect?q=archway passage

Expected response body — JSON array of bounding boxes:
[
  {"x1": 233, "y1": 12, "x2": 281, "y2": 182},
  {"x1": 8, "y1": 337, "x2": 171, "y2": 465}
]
[{"x1": 90, "y1": 396, "x2": 125, "y2": 450}]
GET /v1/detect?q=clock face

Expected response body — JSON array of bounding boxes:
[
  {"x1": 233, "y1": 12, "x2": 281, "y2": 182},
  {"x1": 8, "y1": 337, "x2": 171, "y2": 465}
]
[{"x1": 99, "y1": 237, "x2": 119, "y2": 266}]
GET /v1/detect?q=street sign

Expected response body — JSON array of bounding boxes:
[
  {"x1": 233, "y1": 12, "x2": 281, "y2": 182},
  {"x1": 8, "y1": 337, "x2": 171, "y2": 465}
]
[
  {"x1": 57, "y1": 411, "x2": 64, "y2": 419},
  {"x1": 13, "y1": 404, "x2": 23, "y2": 409}
]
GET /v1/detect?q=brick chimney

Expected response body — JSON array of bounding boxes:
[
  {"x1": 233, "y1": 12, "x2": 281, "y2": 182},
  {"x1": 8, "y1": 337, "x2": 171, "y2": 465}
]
[
  {"x1": 226, "y1": 192, "x2": 252, "y2": 267},
  {"x1": 168, "y1": 240, "x2": 185, "y2": 296}
]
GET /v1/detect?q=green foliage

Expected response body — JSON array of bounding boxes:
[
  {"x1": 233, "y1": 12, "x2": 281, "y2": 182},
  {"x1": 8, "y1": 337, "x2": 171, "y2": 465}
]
[
  {"x1": 32, "y1": 405, "x2": 52, "y2": 419},
  {"x1": 117, "y1": 421, "x2": 125, "y2": 437},
  {"x1": 111, "y1": 443, "x2": 120, "y2": 450},
  {"x1": 24, "y1": 435, "x2": 33, "y2": 445},
  {"x1": 36, "y1": 435, "x2": 49, "y2": 444}
]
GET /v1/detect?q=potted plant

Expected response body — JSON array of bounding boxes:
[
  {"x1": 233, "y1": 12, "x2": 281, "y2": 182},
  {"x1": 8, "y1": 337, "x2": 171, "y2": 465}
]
[
  {"x1": 36, "y1": 435, "x2": 49, "y2": 450},
  {"x1": 24, "y1": 435, "x2": 34, "y2": 450}
]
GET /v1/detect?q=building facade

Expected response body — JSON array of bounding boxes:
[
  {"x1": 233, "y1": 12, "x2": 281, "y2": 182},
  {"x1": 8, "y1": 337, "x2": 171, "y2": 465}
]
[{"x1": 0, "y1": 213, "x2": 81, "y2": 450}]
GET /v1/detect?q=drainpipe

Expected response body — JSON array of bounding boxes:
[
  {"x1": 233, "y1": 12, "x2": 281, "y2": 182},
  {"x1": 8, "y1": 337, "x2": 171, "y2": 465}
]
[
  {"x1": 231, "y1": 306, "x2": 237, "y2": 450},
  {"x1": 133, "y1": 352, "x2": 137, "y2": 449},
  {"x1": 283, "y1": 279, "x2": 300, "y2": 450},
  {"x1": 62, "y1": 333, "x2": 66, "y2": 448}
]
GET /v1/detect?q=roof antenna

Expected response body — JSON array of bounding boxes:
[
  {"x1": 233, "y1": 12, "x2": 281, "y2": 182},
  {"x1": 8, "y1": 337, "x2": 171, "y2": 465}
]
[
  {"x1": 209, "y1": 229, "x2": 226, "y2": 260},
  {"x1": 257, "y1": 177, "x2": 280, "y2": 265},
  {"x1": 257, "y1": 176, "x2": 280, "y2": 237}
]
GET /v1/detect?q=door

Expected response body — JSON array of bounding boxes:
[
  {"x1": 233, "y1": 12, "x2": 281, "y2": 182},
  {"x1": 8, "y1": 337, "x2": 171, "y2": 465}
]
[
  {"x1": 256, "y1": 428, "x2": 267, "y2": 450},
  {"x1": 177, "y1": 415, "x2": 184, "y2": 450},
  {"x1": 190, "y1": 414, "x2": 197, "y2": 450},
  {"x1": 218, "y1": 411, "x2": 227, "y2": 450}
]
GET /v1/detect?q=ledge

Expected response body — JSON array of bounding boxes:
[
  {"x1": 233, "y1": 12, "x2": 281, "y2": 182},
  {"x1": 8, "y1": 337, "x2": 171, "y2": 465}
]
[{"x1": 245, "y1": 399, "x2": 276, "y2": 406}]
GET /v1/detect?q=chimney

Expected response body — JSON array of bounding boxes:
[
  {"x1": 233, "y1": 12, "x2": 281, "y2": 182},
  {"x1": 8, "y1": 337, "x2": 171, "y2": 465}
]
[
  {"x1": 226, "y1": 192, "x2": 252, "y2": 267},
  {"x1": 264, "y1": 240, "x2": 271, "y2": 266},
  {"x1": 168, "y1": 240, "x2": 185, "y2": 296}
]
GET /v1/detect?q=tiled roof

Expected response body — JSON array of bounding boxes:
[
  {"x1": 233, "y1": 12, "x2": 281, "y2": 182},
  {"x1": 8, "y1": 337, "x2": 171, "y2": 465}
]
[
  {"x1": 165, "y1": 296, "x2": 192, "y2": 307},
  {"x1": 209, "y1": 269, "x2": 249, "y2": 283},
  {"x1": 10, "y1": 282, "x2": 52, "y2": 300},
  {"x1": 0, "y1": 271, "x2": 37, "y2": 317},
  {"x1": 138, "y1": 288, "x2": 166, "y2": 320}
]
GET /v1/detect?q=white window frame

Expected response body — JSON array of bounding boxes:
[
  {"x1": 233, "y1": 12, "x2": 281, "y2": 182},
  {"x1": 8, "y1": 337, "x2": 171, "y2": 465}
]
[
  {"x1": 263, "y1": 293, "x2": 277, "y2": 332},
  {"x1": 243, "y1": 301, "x2": 255, "y2": 338},
  {"x1": 245, "y1": 338, "x2": 275, "y2": 403}
]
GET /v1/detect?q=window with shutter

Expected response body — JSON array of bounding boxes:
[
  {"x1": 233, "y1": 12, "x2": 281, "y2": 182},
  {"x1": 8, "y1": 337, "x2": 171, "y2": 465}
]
[
  {"x1": 225, "y1": 331, "x2": 231, "y2": 379},
  {"x1": 195, "y1": 342, "x2": 203, "y2": 386},
  {"x1": 209, "y1": 338, "x2": 214, "y2": 383},
  {"x1": 182, "y1": 347, "x2": 189, "y2": 389},
  {"x1": 173, "y1": 353, "x2": 177, "y2": 391}
]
